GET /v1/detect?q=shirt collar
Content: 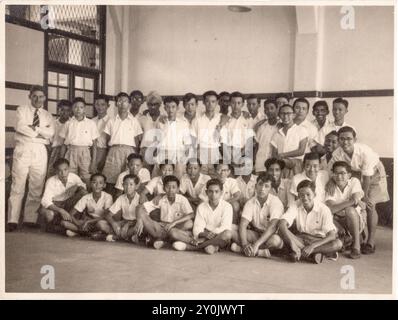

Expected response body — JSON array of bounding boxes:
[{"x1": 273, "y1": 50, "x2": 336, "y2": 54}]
[
  {"x1": 278, "y1": 123, "x2": 297, "y2": 135},
  {"x1": 116, "y1": 112, "x2": 134, "y2": 120},
  {"x1": 298, "y1": 199, "x2": 321, "y2": 214},
  {"x1": 29, "y1": 105, "x2": 42, "y2": 114}
]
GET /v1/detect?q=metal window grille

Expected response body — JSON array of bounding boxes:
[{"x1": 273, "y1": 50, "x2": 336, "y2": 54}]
[{"x1": 5, "y1": 5, "x2": 42, "y2": 23}]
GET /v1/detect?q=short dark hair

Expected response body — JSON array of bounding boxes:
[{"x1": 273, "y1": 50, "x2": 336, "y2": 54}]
[
  {"x1": 230, "y1": 91, "x2": 244, "y2": 101},
  {"x1": 162, "y1": 175, "x2": 180, "y2": 187},
  {"x1": 163, "y1": 96, "x2": 180, "y2": 106},
  {"x1": 123, "y1": 174, "x2": 140, "y2": 185},
  {"x1": 297, "y1": 179, "x2": 316, "y2": 193},
  {"x1": 53, "y1": 158, "x2": 69, "y2": 170},
  {"x1": 159, "y1": 159, "x2": 175, "y2": 170},
  {"x1": 90, "y1": 173, "x2": 107, "y2": 183},
  {"x1": 247, "y1": 94, "x2": 260, "y2": 103},
  {"x1": 218, "y1": 91, "x2": 230, "y2": 98},
  {"x1": 115, "y1": 92, "x2": 131, "y2": 103},
  {"x1": 94, "y1": 94, "x2": 110, "y2": 104},
  {"x1": 256, "y1": 173, "x2": 275, "y2": 185},
  {"x1": 263, "y1": 99, "x2": 277, "y2": 108},
  {"x1": 186, "y1": 158, "x2": 202, "y2": 167},
  {"x1": 183, "y1": 93, "x2": 198, "y2": 105},
  {"x1": 338, "y1": 126, "x2": 357, "y2": 138},
  {"x1": 127, "y1": 153, "x2": 143, "y2": 163},
  {"x1": 332, "y1": 161, "x2": 352, "y2": 174},
  {"x1": 279, "y1": 104, "x2": 294, "y2": 113},
  {"x1": 72, "y1": 97, "x2": 86, "y2": 105},
  {"x1": 293, "y1": 98, "x2": 310, "y2": 110},
  {"x1": 57, "y1": 100, "x2": 72, "y2": 109},
  {"x1": 29, "y1": 85, "x2": 45, "y2": 95},
  {"x1": 275, "y1": 93, "x2": 290, "y2": 101},
  {"x1": 333, "y1": 97, "x2": 348, "y2": 109},
  {"x1": 203, "y1": 90, "x2": 218, "y2": 100},
  {"x1": 206, "y1": 178, "x2": 223, "y2": 190},
  {"x1": 264, "y1": 158, "x2": 285, "y2": 171},
  {"x1": 312, "y1": 100, "x2": 329, "y2": 113},
  {"x1": 303, "y1": 152, "x2": 321, "y2": 164},
  {"x1": 129, "y1": 90, "x2": 144, "y2": 99},
  {"x1": 325, "y1": 130, "x2": 338, "y2": 139}
]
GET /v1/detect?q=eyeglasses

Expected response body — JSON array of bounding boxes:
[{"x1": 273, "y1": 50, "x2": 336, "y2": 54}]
[{"x1": 279, "y1": 112, "x2": 294, "y2": 116}]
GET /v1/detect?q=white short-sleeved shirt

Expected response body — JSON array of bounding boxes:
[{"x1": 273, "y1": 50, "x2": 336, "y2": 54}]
[
  {"x1": 41, "y1": 173, "x2": 87, "y2": 208},
  {"x1": 289, "y1": 170, "x2": 329, "y2": 204},
  {"x1": 191, "y1": 113, "x2": 222, "y2": 149},
  {"x1": 51, "y1": 118, "x2": 69, "y2": 147},
  {"x1": 247, "y1": 111, "x2": 266, "y2": 129},
  {"x1": 297, "y1": 119, "x2": 318, "y2": 151},
  {"x1": 329, "y1": 143, "x2": 379, "y2": 177},
  {"x1": 145, "y1": 176, "x2": 165, "y2": 196},
  {"x1": 109, "y1": 193, "x2": 140, "y2": 221},
  {"x1": 104, "y1": 113, "x2": 143, "y2": 147},
  {"x1": 74, "y1": 191, "x2": 113, "y2": 218},
  {"x1": 143, "y1": 194, "x2": 193, "y2": 223},
  {"x1": 316, "y1": 121, "x2": 355, "y2": 146},
  {"x1": 114, "y1": 168, "x2": 151, "y2": 191},
  {"x1": 282, "y1": 199, "x2": 336, "y2": 237},
  {"x1": 236, "y1": 174, "x2": 258, "y2": 202},
  {"x1": 255, "y1": 122, "x2": 279, "y2": 172},
  {"x1": 270, "y1": 178, "x2": 291, "y2": 209},
  {"x1": 325, "y1": 177, "x2": 364, "y2": 213},
  {"x1": 156, "y1": 118, "x2": 192, "y2": 151},
  {"x1": 92, "y1": 114, "x2": 110, "y2": 148},
  {"x1": 139, "y1": 113, "x2": 161, "y2": 148},
  {"x1": 59, "y1": 116, "x2": 99, "y2": 146},
  {"x1": 220, "y1": 114, "x2": 255, "y2": 148},
  {"x1": 179, "y1": 173, "x2": 211, "y2": 199},
  {"x1": 270, "y1": 124, "x2": 309, "y2": 160},
  {"x1": 192, "y1": 199, "x2": 233, "y2": 238},
  {"x1": 241, "y1": 194, "x2": 284, "y2": 231}
]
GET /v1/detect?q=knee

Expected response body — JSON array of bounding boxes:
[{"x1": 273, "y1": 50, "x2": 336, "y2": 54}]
[
  {"x1": 266, "y1": 234, "x2": 283, "y2": 248},
  {"x1": 332, "y1": 239, "x2": 343, "y2": 252},
  {"x1": 183, "y1": 219, "x2": 193, "y2": 230},
  {"x1": 220, "y1": 230, "x2": 232, "y2": 242},
  {"x1": 345, "y1": 207, "x2": 358, "y2": 220},
  {"x1": 43, "y1": 209, "x2": 54, "y2": 223},
  {"x1": 96, "y1": 220, "x2": 109, "y2": 230},
  {"x1": 278, "y1": 219, "x2": 289, "y2": 232},
  {"x1": 168, "y1": 228, "x2": 179, "y2": 240}
]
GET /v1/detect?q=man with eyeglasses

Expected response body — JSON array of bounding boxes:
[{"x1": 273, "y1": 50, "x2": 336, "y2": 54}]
[{"x1": 7, "y1": 85, "x2": 55, "y2": 232}]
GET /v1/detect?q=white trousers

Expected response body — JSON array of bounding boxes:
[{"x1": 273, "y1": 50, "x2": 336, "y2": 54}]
[{"x1": 7, "y1": 142, "x2": 48, "y2": 224}]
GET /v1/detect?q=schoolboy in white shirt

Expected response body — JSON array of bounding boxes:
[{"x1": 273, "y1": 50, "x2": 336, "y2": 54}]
[
  {"x1": 92, "y1": 94, "x2": 110, "y2": 173},
  {"x1": 293, "y1": 98, "x2": 318, "y2": 153},
  {"x1": 264, "y1": 158, "x2": 291, "y2": 210}
]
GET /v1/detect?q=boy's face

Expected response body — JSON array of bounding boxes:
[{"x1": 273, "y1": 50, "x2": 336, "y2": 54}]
[
  {"x1": 161, "y1": 164, "x2": 174, "y2": 177},
  {"x1": 73, "y1": 102, "x2": 86, "y2": 118},
  {"x1": 207, "y1": 184, "x2": 222, "y2": 203},
  {"x1": 332, "y1": 102, "x2": 348, "y2": 122},
  {"x1": 147, "y1": 101, "x2": 161, "y2": 115},
  {"x1": 165, "y1": 102, "x2": 178, "y2": 119},
  {"x1": 279, "y1": 106, "x2": 294, "y2": 125},
  {"x1": 267, "y1": 163, "x2": 282, "y2": 182},
  {"x1": 333, "y1": 166, "x2": 350, "y2": 187},
  {"x1": 131, "y1": 94, "x2": 144, "y2": 108},
  {"x1": 304, "y1": 159, "x2": 320, "y2": 180},
  {"x1": 91, "y1": 176, "x2": 106, "y2": 193},
  {"x1": 339, "y1": 131, "x2": 356, "y2": 153},
  {"x1": 29, "y1": 90, "x2": 46, "y2": 109},
  {"x1": 324, "y1": 134, "x2": 339, "y2": 153},
  {"x1": 256, "y1": 180, "x2": 272, "y2": 199},
  {"x1": 298, "y1": 187, "x2": 315, "y2": 209},
  {"x1": 231, "y1": 97, "x2": 244, "y2": 114},
  {"x1": 293, "y1": 101, "x2": 309, "y2": 120},
  {"x1": 276, "y1": 97, "x2": 289, "y2": 108},
  {"x1": 204, "y1": 95, "x2": 218, "y2": 113},
  {"x1": 312, "y1": 105, "x2": 329, "y2": 123},
  {"x1": 127, "y1": 158, "x2": 143, "y2": 175},
  {"x1": 164, "y1": 181, "x2": 179, "y2": 198},
  {"x1": 216, "y1": 164, "x2": 230, "y2": 182},
  {"x1": 56, "y1": 163, "x2": 69, "y2": 183},
  {"x1": 117, "y1": 96, "x2": 131, "y2": 114},
  {"x1": 123, "y1": 178, "x2": 137, "y2": 195},
  {"x1": 247, "y1": 98, "x2": 259, "y2": 116},
  {"x1": 184, "y1": 98, "x2": 197, "y2": 116},
  {"x1": 94, "y1": 99, "x2": 109, "y2": 116},
  {"x1": 219, "y1": 95, "x2": 230, "y2": 109},
  {"x1": 264, "y1": 103, "x2": 278, "y2": 119},
  {"x1": 187, "y1": 163, "x2": 201, "y2": 178},
  {"x1": 58, "y1": 105, "x2": 72, "y2": 121}
]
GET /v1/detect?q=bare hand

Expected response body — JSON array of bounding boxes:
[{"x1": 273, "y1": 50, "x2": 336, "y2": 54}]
[
  {"x1": 112, "y1": 223, "x2": 121, "y2": 237},
  {"x1": 362, "y1": 197, "x2": 374, "y2": 210},
  {"x1": 164, "y1": 223, "x2": 175, "y2": 233},
  {"x1": 60, "y1": 210, "x2": 72, "y2": 222},
  {"x1": 302, "y1": 245, "x2": 315, "y2": 258},
  {"x1": 243, "y1": 244, "x2": 254, "y2": 257},
  {"x1": 133, "y1": 220, "x2": 144, "y2": 236},
  {"x1": 207, "y1": 231, "x2": 216, "y2": 239}
]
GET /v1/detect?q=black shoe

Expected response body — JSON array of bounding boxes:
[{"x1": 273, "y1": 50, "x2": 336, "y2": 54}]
[
  {"x1": 361, "y1": 243, "x2": 376, "y2": 255},
  {"x1": 23, "y1": 222, "x2": 40, "y2": 229},
  {"x1": 6, "y1": 223, "x2": 18, "y2": 232}
]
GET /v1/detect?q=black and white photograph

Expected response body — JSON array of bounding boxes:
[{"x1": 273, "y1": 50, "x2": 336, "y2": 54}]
[{"x1": 1, "y1": 1, "x2": 395, "y2": 297}]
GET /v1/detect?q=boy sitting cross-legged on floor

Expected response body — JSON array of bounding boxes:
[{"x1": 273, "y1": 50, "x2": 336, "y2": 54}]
[
  {"x1": 62, "y1": 173, "x2": 113, "y2": 239},
  {"x1": 104, "y1": 174, "x2": 142, "y2": 242},
  {"x1": 135, "y1": 175, "x2": 194, "y2": 249},
  {"x1": 278, "y1": 180, "x2": 343, "y2": 264},
  {"x1": 170, "y1": 178, "x2": 233, "y2": 255},
  {"x1": 230, "y1": 173, "x2": 284, "y2": 258}
]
